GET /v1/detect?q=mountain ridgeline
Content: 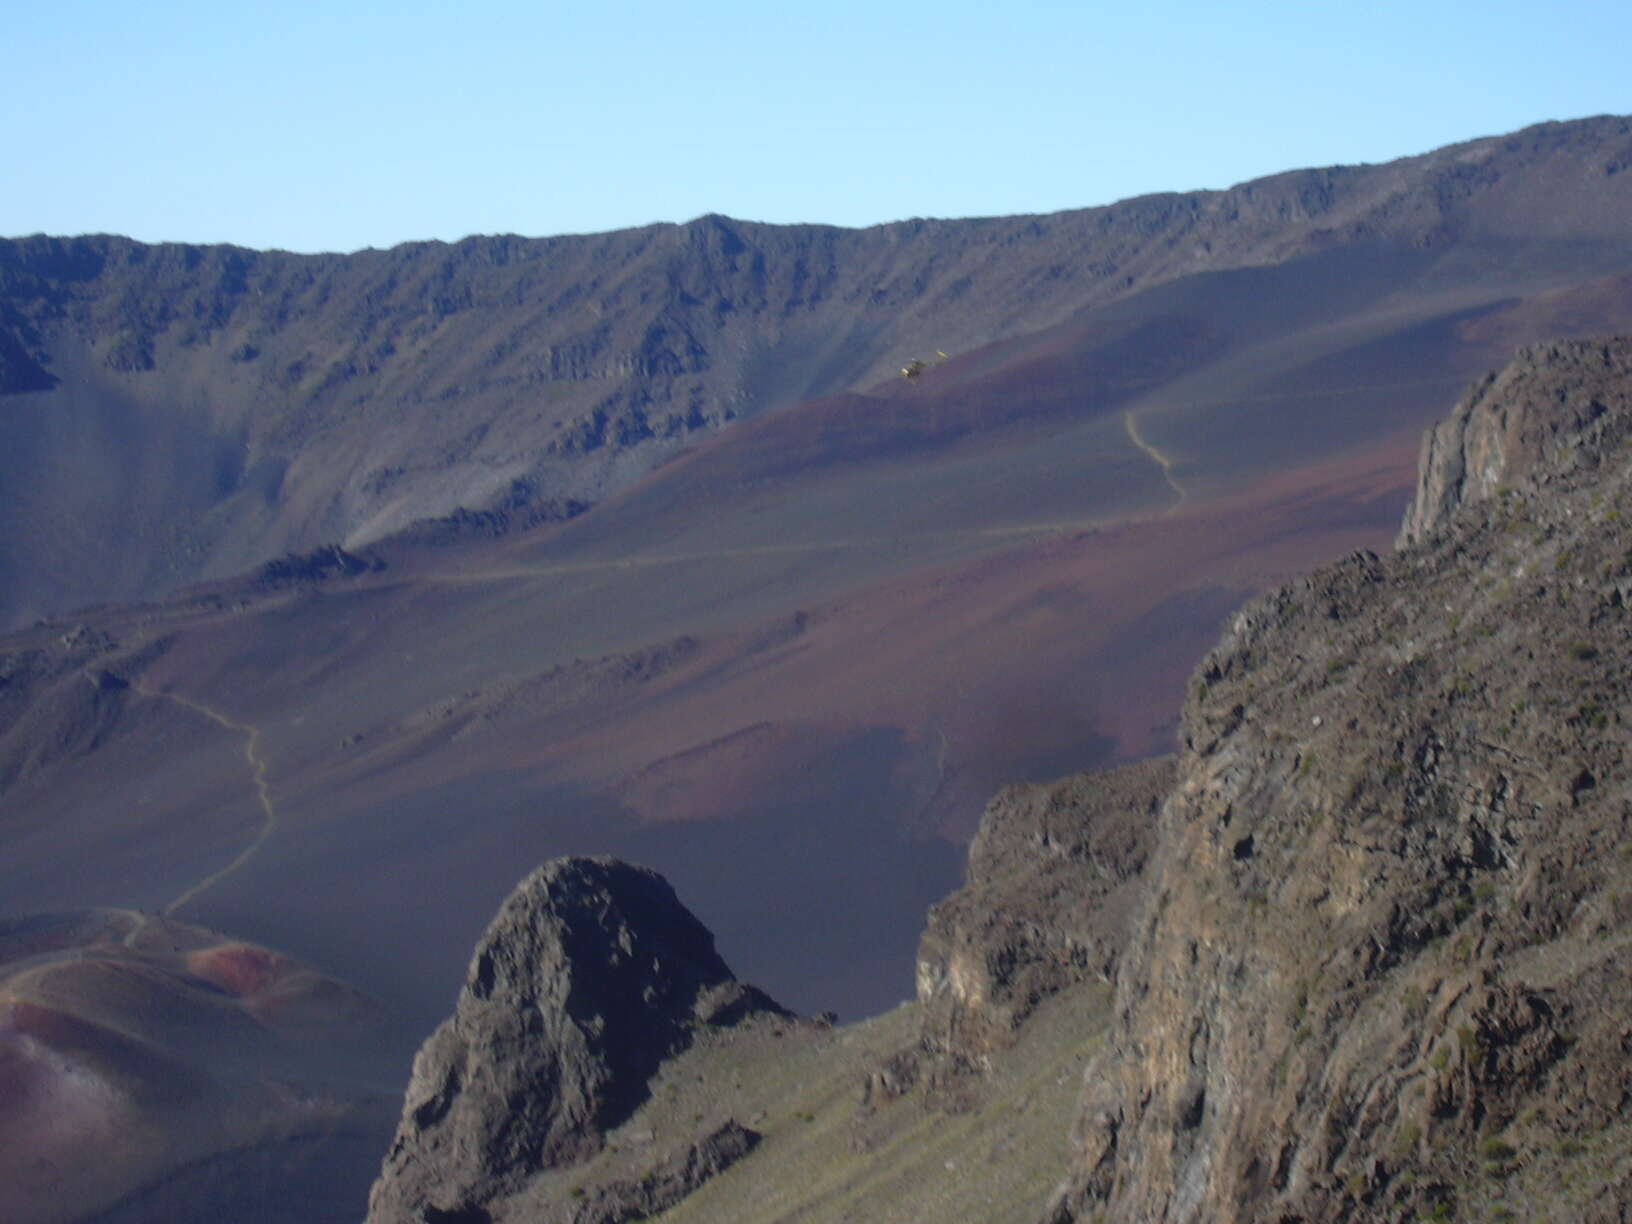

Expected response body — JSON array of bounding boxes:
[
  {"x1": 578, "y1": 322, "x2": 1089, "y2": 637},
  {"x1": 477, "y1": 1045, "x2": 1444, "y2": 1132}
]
[{"x1": 6, "y1": 115, "x2": 1632, "y2": 626}]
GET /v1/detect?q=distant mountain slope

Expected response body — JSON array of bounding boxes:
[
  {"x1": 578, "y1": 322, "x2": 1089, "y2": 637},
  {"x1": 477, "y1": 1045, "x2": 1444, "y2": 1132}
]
[{"x1": 5, "y1": 115, "x2": 1632, "y2": 626}]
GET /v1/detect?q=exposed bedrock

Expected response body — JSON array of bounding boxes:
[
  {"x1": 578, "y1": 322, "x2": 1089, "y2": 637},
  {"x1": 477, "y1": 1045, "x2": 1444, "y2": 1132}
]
[
  {"x1": 366, "y1": 856, "x2": 786, "y2": 1224},
  {"x1": 1047, "y1": 337, "x2": 1632, "y2": 1222}
]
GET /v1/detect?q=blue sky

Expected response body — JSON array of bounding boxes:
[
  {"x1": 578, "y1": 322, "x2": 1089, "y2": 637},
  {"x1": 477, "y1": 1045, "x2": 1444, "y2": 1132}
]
[{"x1": 7, "y1": 0, "x2": 1630, "y2": 253}]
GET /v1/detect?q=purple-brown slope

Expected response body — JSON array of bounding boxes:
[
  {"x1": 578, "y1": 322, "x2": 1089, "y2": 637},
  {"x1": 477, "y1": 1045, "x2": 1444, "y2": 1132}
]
[{"x1": 6, "y1": 117, "x2": 1632, "y2": 627}]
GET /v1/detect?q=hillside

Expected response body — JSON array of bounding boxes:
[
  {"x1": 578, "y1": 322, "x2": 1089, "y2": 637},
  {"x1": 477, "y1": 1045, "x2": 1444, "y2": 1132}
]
[
  {"x1": 12, "y1": 119, "x2": 1632, "y2": 1222},
  {"x1": 1049, "y1": 339, "x2": 1632, "y2": 1221},
  {"x1": 6, "y1": 118, "x2": 1632, "y2": 1039},
  {"x1": 349, "y1": 340, "x2": 1632, "y2": 1224},
  {"x1": 6, "y1": 116, "x2": 1632, "y2": 627}
]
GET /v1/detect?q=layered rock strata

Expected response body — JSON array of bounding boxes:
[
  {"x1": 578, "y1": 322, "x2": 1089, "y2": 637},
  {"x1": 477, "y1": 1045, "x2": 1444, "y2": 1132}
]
[
  {"x1": 1047, "y1": 338, "x2": 1632, "y2": 1222},
  {"x1": 870, "y1": 759, "x2": 1167, "y2": 1103}
]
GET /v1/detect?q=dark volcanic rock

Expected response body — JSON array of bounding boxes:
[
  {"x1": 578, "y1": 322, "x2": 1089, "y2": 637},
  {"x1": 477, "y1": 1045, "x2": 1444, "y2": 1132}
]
[
  {"x1": 366, "y1": 857, "x2": 786, "y2": 1224},
  {"x1": 1398, "y1": 338, "x2": 1632, "y2": 546},
  {"x1": 384, "y1": 498, "x2": 589, "y2": 550},
  {"x1": 1046, "y1": 337, "x2": 1632, "y2": 1222},
  {"x1": 870, "y1": 759, "x2": 1168, "y2": 1104},
  {"x1": 254, "y1": 543, "x2": 384, "y2": 586}
]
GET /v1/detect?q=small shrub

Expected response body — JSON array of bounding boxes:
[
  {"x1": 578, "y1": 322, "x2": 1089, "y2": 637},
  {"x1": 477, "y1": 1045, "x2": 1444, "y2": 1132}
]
[
  {"x1": 1481, "y1": 1136, "x2": 1517, "y2": 1162},
  {"x1": 1393, "y1": 1121, "x2": 1422, "y2": 1158}
]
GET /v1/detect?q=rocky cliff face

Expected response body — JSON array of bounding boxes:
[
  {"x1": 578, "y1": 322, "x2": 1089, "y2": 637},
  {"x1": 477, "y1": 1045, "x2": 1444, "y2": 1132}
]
[
  {"x1": 870, "y1": 759, "x2": 1167, "y2": 1103},
  {"x1": 358, "y1": 341, "x2": 1632, "y2": 1224},
  {"x1": 1398, "y1": 339, "x2": 1632, "y2": 545},
  {"x1": 1047, "y1": 338, "x2": 1632, "y2": 1222},
  {"x1": 366, "y1": 857, "x2": 785, "y2": 1224}
]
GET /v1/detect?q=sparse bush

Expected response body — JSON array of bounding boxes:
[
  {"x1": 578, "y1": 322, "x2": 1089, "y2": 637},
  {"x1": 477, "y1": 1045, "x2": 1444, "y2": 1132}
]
[{"x1": 1393, "y1": 1120, "x2": 1422, "y2": 1158}]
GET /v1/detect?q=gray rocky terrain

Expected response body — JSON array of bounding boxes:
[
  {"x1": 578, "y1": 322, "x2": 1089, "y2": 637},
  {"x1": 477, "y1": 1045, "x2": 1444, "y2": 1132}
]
[
  {"x1": 368, "y1": 339, "x2": 1632, "y2": 1223},
  {"x1": 1048, "y1": 339, "x2": 1632, "y2": 1221},
  {"x1": 362, "y1": 765, "x2": 1160, "y2": 1224},
  {"x1": 367, "y1": 857, "x2": 787, "y2": 1224}
]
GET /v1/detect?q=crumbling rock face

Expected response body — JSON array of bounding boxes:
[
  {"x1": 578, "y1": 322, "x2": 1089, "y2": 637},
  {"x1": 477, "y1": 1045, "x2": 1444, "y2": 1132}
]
[
  {"x1": 880, "y1": 759, "x2": 1166, "y2": 1099},
  {"x1": 1397, "y1": 338, "x2": 1632, "y2": 546},
  {"x1": 1048, "y1": 338, "x2": 1632, "y2": 1222},
  {"x1": 366, "y1": 857, "x2": 784, "y2": 1224}
]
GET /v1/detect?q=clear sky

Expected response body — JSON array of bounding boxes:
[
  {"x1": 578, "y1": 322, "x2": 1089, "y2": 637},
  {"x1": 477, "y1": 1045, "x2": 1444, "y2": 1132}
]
[{"x1": 7, "y1": 0, "x2": 1630, "y2": 253}]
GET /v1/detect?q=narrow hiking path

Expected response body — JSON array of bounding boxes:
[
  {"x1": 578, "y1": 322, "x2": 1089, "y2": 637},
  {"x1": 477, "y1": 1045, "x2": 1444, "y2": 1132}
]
[
  {"x1": 130, "y1": 679, "x2": 278, "y2": 917},
  {"x1": 1122, "y1": 409, "x2": 1186, "y2": 507}
]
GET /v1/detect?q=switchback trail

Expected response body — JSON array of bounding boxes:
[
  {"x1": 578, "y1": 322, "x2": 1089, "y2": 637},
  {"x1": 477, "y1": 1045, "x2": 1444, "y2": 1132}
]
[{"x1": 130, "y1": 680, "x2": 278, "y2": 917}]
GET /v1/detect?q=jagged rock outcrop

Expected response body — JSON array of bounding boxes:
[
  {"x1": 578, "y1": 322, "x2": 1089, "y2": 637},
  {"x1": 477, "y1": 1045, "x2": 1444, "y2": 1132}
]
[
  {"x1": 366, "y1": 857, "x2": 785, "y2": 1224},
  {"x1": 1398, "y1": 338, "x2": 1632, "y2": 545},
  {"x1": 870, "y1": 759, "x2": 1167, "y2": 1102},
  {"x1": 920, "y1": 757, "x2": 1169, "y2": 1047},
  {"x1": 253, "y1": 543, "x2": 384, "y2": 587},
  {"x1": 1047, "y1": 337, "x2": 1632, "y2": 1222}
]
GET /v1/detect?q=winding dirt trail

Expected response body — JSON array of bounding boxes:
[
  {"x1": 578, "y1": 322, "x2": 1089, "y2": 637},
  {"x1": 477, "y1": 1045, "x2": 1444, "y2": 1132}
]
[
  {"x1": 1122, "y1": 409, "x2": 1186, "y2": 507},
  {"x1": 130, "y1": 680, "x2": 278, "y2": 917}
]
